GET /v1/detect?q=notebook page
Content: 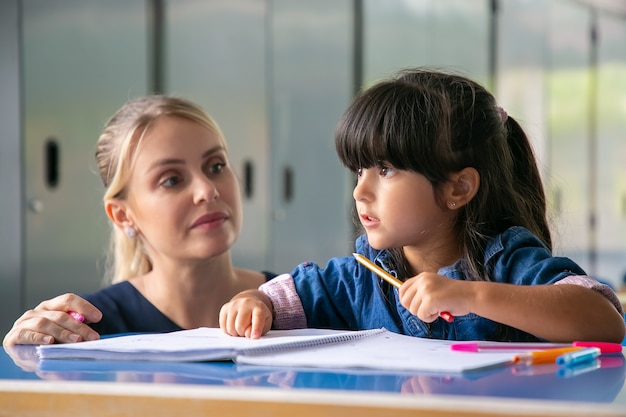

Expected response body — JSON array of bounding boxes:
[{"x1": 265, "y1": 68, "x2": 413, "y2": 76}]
[{"x1": 236, "y1": 330, "x2": 515, "y2": 373}]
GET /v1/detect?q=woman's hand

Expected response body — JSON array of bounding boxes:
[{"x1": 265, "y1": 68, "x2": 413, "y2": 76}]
[
  {"x1": 2, "y1": 293, "x2": 102, "y2": 346},
  {"x1": 219, "y1": 290, "x2": 273, "y2": 339}
]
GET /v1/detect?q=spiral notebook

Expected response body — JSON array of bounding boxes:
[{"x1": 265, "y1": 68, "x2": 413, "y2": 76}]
[
  {"x1": 36, "y1": 327, "x2": 516, "y2": 373},
  {"x1": 37, "y1": 328, "x2": 385, "y2": 362}
]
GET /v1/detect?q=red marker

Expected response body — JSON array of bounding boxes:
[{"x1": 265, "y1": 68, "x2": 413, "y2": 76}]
[{"x1": 572, "y1": 341, "x2": 623, "y2": 354}]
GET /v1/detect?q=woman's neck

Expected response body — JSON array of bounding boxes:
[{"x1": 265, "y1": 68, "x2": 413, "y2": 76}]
[{"x1": 130, "y1": 254, "x2": 264, "y2": 329}]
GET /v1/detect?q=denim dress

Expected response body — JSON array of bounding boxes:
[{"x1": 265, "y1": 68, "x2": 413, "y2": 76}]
[{"x1": 289, "y1": 227, "x2": 588, "y2": 342}]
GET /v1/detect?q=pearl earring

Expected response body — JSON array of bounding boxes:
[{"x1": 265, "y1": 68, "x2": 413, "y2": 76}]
[
  {"x1": 448, "y1": 202, "x2": 456, "y2": 208},
  {"x1": 125, "y1": 226, "x2": 137, "y2": 239}
]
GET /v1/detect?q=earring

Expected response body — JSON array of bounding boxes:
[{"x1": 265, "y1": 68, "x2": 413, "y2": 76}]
[
  {"x1": 125, "y1": 226, "x2": 137, "y2": 239},
  {"x1": 448, "y1": 202, "x2": 456, "y2": 208}
]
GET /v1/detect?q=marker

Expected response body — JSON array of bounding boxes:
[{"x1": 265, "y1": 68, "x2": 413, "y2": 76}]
[
  {"x1": 451, "y1": 342, "x2": 568, "y2": 352},
  {"x1": 572, "y1": 341, "x2": 623, "y2": 354},
  {"x1": 68, "y1": 311, "x2": 84, "y2": 323},
  {"x1": 352, "y1": 253, "x2": 454, "y2": 322},
  {"x1": 513, "y1": 346, "x2": 583, "y2": 365},
  {"x1": 556, "y1": 347, "x2": 601, "y2": 367},
  {"x1": 451, "y1": 341, "x2": 622, "y2": 354},
  {"x1": 557, "y1": 359, "x2": 600, "y2": 378}
]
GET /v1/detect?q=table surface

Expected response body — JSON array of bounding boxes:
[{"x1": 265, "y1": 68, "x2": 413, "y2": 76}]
[{"x1": 2, "y1": 344, "x2": 626, "y2": 417}]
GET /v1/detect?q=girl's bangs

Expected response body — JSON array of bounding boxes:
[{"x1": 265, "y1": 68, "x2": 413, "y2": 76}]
[{"x1": 335, "y1": 84, "x2": 410, "y2": 172}]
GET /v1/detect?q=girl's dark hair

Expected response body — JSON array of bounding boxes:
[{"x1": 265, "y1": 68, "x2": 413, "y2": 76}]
[{"x1": 335, "y1": 67, "x2": 550, "y2": 280}]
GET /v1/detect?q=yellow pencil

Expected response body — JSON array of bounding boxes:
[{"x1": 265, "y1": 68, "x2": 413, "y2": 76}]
[
  {"x1": 353, "y1": 253, "x2": 403, "y2": 288},
  {"x1": 352, "y1": 253, "x2": 454, "y2": 322}
]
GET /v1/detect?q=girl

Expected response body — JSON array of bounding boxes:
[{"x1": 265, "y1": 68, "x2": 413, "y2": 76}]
[
  {"x1": 4, "y1": 96, "x2": 275, "y2": 345},
  {"x1": 220, "y1": 68, "x2": 625, "y2": 343}
]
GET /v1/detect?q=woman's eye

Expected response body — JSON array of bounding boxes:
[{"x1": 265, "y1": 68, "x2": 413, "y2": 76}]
[
  {"x1": 161, "y1": 176, "x2": 181, "y2": 187},
  {"x1": 208, "y1": 162, "x2": 226, "y2": 174}
]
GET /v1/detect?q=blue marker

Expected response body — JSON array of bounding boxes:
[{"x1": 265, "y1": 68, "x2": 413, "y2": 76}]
[
  {"x1": 557, "y1": 359, "x2": 600, "y2": 378},
  {"x1": 556, "y1": 347, "x2": 601, "y2": 367}
]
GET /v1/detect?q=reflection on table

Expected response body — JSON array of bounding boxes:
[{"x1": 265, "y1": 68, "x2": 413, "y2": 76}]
[{"x1": 2, "y1": 344, "x2": 625, "y2": 405}]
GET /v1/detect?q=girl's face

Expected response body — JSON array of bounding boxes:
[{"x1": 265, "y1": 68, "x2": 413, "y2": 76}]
[
  {"x1": 353, "y1": 163, "x2": 455, "y2": 252},
  {"x1": 124, "y1": 115, "x2": 242, "y2": 264}
]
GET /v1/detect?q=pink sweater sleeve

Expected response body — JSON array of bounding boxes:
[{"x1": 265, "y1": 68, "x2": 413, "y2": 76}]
[
  {"x1": 554, "y1": 275, "x2": 624, "y2": 315},
  {"x1": 259, "y1": 273, "x2": 307, "y2": 329}
]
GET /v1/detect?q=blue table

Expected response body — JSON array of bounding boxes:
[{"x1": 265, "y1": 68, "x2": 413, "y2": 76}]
[{"x1": 2, "y1": 344, "x2": 626, "y2": 417}]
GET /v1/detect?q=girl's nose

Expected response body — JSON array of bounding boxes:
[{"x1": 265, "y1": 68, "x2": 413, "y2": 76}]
[{"x1": 353, "y1": 169, "x2": 372, "y2": 202}]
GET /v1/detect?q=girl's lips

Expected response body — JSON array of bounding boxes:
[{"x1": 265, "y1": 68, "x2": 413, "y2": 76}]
[
  {"x1": 191, "y1": 212, "x2": 228, "y2": 229},
  {"x1": 360, "y1": 213, "x2": 379, "y2": 228}
]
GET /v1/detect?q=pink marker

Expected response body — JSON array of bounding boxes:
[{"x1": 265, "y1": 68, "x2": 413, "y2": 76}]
[
  {"x1": 451, "y1": 341, "x2": 623, "y2": 354},
  {"x1": 450, "y1": 342, "x2": 567, "y2": 352},
  {"x1": 572, "y1": 341, "x2": 623, "y2": 354},
  {"x1": 68, "y1": 311, "x2": 84, "y2": 323}
]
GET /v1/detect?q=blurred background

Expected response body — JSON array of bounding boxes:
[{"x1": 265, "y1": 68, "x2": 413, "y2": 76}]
[{"x1": 1, "y1": 0, "x2": 625, "y2": 336}]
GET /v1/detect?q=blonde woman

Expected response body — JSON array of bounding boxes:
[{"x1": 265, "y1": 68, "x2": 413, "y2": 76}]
[{"x1": 4, "y1": 96, "x2": 275, "y2": 345}]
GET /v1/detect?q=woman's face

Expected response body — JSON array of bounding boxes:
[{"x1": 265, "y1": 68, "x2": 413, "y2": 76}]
[{"x1": 124, "y1": 115, "x2": 242, "y2": 264}]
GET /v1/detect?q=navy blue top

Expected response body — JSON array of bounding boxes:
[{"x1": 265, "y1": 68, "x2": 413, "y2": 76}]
[{"x1": 81, "y1": 272, "x2": 276, "y2": 335}]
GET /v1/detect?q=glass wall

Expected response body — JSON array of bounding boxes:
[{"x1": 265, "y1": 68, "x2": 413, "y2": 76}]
[
  {"x1": 596, "y1": 11, "x2": 626, "y2": 287},
  {"x1": 545, "y1": 1, "x2": 592, "y2": 269},
  {"x1": 21, "y1": 0, "x2": 148, "y2": 306},
  {"x1": 363, "y1": 0, "x2": 490, "y2": 86},
  {"x1": 165, "y1": 0, "x2": 270, "y2": 269}
]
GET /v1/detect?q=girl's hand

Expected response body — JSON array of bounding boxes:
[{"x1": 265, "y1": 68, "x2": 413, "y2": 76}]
[
  {"x1": 219, "y1": 290, "x2": 273, "y2": 339},
  {"x1": 399, "y1": 272, "x2": 473, "y2": 322},
  {"x1": 2, "y1": 293, "x2": 102, "y2": 346}
]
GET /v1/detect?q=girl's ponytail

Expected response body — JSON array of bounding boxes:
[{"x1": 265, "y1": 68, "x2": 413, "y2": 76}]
[{"x1": 504, "y1": 117, "x2": 552, "y2": 250}]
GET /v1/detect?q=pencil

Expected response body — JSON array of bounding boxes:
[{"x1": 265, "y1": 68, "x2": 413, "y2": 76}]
[
  {"x1": 352, "y1": 253, "x2": 454, "y2": 322},
  {"x1": 353, "y1": 253, "x2": 403, "y2": 288}
]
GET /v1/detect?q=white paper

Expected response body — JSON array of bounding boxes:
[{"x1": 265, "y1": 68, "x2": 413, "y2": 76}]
[
  {"x1": 37, "y1": 327, "x2": 515, "y2": 373},
  {"x1": 236, "y1": 330, "x2": 515, "y2": 373}
]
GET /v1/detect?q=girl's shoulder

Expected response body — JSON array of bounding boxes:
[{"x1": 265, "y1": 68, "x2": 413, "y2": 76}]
[
  {"x1": 485, "y1": 226, "x2": 547, "y2": 257},
  {"x1": 485, "y1": 226, "x2": 586, "y2": 284}
]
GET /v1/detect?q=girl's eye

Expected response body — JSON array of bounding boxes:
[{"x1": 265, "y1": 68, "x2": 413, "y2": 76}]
[
  {"x1": 161, "y1": 175, "x2": 182, "y2": 188},
  {"x1": 356, "y1": 167, "x2": 363, "y2": 177},
  {"x1": 379, "y1": 165, "x2": 395, "y2": 177}
]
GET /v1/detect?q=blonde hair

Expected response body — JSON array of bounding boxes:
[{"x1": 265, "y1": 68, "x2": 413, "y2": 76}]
[{"x1": 95, "y1": 95, "x2": 226, "y2": 283}]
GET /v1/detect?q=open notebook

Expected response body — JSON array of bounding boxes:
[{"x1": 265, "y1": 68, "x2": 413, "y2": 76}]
[{"x1": 36, "y1": 327, "x2": 517, "y2": 374}]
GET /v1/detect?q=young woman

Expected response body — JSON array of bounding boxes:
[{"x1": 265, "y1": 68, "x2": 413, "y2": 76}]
[
  {"x1": 4, "y1": 95, "x2": 275, "y2": 345},
  {"x1": 220, "y1": 68, "x2": 625, "y2": 344}
]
